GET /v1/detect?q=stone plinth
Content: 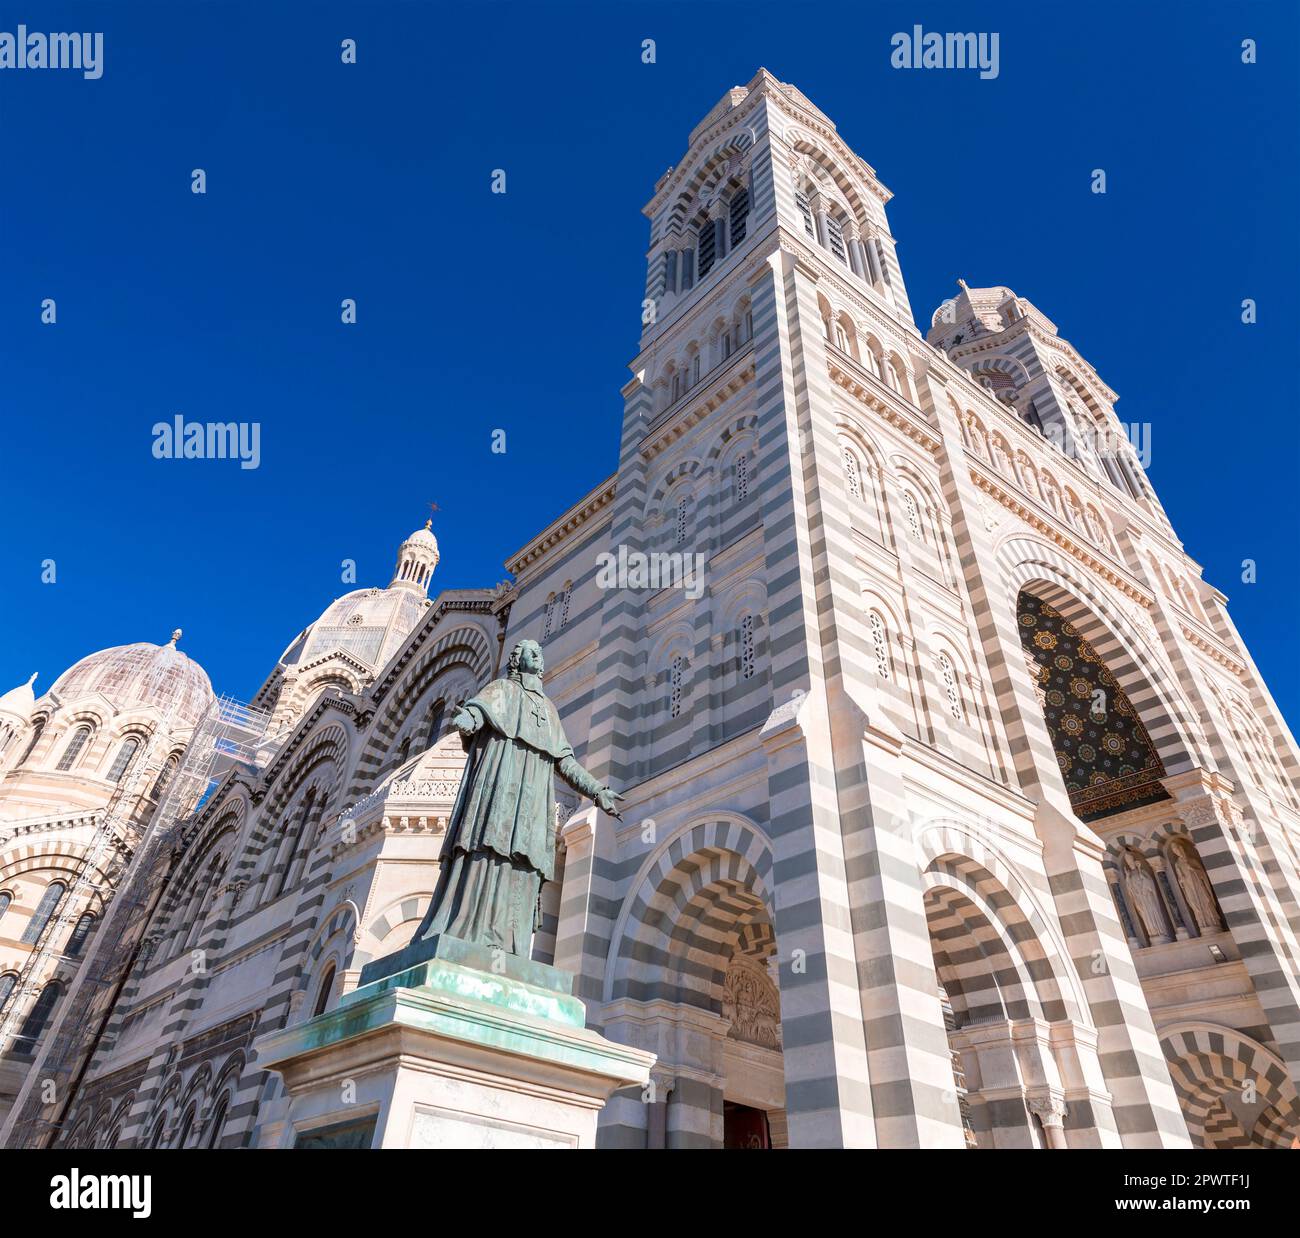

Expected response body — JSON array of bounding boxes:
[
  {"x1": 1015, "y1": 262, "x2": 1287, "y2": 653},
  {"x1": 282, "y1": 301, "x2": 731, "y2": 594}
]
[{"x1": 254, "y1": 937, "x2": 655, "y2": 1149}]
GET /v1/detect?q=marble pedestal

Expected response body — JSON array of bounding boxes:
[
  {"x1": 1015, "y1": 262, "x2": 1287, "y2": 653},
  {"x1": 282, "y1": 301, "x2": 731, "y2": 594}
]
[{"x1": 254, "y1": 935, "x2": 655, "y2": 1149}]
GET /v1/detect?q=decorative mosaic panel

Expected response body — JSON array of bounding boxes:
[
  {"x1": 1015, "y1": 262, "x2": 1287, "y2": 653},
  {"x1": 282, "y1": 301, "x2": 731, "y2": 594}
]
[{"x1": 1016, "y1": 593, "x2": 1170, "y2": 821}]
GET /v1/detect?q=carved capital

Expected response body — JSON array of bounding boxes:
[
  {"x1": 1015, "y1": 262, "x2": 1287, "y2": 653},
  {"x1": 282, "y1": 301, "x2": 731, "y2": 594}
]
[{"x1": 1026, "y1": 1094, "x2": 1067, "y2": 1127}]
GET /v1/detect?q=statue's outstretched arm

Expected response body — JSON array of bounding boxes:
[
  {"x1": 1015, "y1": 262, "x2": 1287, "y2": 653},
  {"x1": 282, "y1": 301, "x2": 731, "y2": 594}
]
[
  {"x1": 557, "y1": 755, "x2": 624, "y2": 819},
  {"x1": 453, "y1": 703, "x2": 484, "y2": 738}
]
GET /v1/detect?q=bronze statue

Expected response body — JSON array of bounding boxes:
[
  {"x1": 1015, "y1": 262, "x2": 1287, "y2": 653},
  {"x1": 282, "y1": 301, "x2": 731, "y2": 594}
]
[{"x1": 411, "y1": 639, "x2": 622, "y2": 956}]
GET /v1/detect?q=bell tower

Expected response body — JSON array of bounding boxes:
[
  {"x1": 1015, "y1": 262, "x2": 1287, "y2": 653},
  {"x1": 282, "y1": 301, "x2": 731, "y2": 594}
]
[{"x1": 389, "y1": 520, "x2": 440, "y2": 596}]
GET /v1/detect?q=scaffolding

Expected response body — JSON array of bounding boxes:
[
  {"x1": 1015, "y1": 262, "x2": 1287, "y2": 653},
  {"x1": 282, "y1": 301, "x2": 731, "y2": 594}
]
[{"x1": 0, "y1": 681, "x2": 273, "y2": 1149}]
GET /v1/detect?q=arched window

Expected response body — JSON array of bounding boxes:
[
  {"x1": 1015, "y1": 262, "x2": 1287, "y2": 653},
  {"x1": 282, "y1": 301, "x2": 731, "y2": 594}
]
[
  {"x1": 0, "y1": 890, "x2": 11, "y2": 920},
  {"x1": 676, "y1": 496, "x2": 689, "y2": 544},
  {"x1": 729, "y1": 187, "x2": 749, "y2": 248},
  {"x1": 560, "y1": 584, "x2": 572, "y2": 628},
  {"x1": 735, "y1": 453, "x2": 750, "y2": 503},
  {"x1": 870, "y1": 612, "x2": 891, "y2": 681},
  {"x1": 56, "y1": 725, "x2": 92, "y2": 771},
  {"x1": 0, "y1": 971, "x2": 17, "y2": 1013},
  {"x1": 313, "y1": 962, "x2": 337, "y2": 1017},
  {"x1": 825, "y1": 214, "x2": 848, "y2": 265},
  {"x1": 842, "y1": 448, "x2": 861, "y2": 500},
  {"x1": 670, "y1": 656, "x2": 685, "y2": 719},
  {"x1": 738, "y1": 306, "x2": 754, "y2": 345},
  {"x1": 205, "y1": 1094, "x2": 230, "y2": 1149},
  {"x1": 697, "y1": 215, "x2": 717, "y2": 278},
  {"x1": 21, "y1": 880, "x2": 66, "y2": 944},
  {"x1": 152, "y1": 755, "x2": 179, "y2": 801},
  {"x1": 903, "y1": 491, "x2": 922, "y2": 540},
  {"x1": 176, "y1": 1105, "x2": 198, "y2": 1150},
  {"x1": 107, "y1": 736, "x2": 141, "y2": 783},
  {"x1": 18, "y1": 720, "x2": 44, "y2": 765},
  {"x1": 14, "y1": 981, "x2": 63, "y2": 1055},
  {"x1": 148, "y1": 1113, "x2": 169, "y2": 1149},
  {"x1": 66, "y1": 913, "x2": 96, "y2": 957},
  {"x1": 740, "y1": 616, "x2": 756, "y2": 680},
  {"x1": 543, "y1": 593, "x2": 558, "y2": 638},
  {"x1": 795, "y1": 189, "x2": 815, "y2": 238},
  {"x1": 275, "y1": 791, "x2": 317, "y2": 898},
  {"x1": 424, "y1": 699, "x2": 446, "y2": 747},
  {"x1": 937, "y1": 653, "x2": 963, "y2": 722},
  {"x1": 833, "y1": 319, "x2": 851, "y2": 353}
]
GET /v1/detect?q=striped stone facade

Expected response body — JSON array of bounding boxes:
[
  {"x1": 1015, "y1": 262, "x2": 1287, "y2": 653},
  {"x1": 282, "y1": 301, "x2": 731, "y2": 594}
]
[{"x1": 9, "y1": 70, "x2": 1298, "y2": 1150}]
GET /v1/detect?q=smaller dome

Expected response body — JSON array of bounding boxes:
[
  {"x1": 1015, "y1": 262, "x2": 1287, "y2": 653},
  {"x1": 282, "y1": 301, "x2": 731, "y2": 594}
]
[
  {"x1": 0, "y1": 673, "x2": 38, "y2": 722},
  {"x1": 388, "y1": 519, "x2": 440, "y2": 595},
  {"x1": 405, "y1": 523, "x2": 439, "y2": 552}
]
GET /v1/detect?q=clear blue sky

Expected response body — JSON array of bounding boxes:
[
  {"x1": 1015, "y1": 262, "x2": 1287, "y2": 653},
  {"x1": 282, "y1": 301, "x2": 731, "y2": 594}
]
[{"x1": 2, "y1": 1, "x2": 1297, "y2": 729}]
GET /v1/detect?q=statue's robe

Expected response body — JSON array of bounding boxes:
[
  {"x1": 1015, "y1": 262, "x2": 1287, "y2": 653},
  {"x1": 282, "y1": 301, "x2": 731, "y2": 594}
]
[{"x1": 415, "y1": 673, "x2": 596, "y2": 954}]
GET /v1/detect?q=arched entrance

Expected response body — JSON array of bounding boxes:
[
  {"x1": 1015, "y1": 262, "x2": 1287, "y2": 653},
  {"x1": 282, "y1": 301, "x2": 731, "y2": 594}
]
[
  {"x1": 605, "y1": 825, "x2": 785, "y2": 1148},
  {"x1": 920, "y1": 839, "x2": 1090, "y2": 1148}
]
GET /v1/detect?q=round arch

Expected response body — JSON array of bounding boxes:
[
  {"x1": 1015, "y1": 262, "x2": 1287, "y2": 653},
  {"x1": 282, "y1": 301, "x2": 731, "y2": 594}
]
[
  {"x1": 996, "y1": 537, "x2": 1202, "y2": 777},
  {"x1": 604, "y1": 816, "x2": 774, "y2": 1006},
  {"x1": 1159, "y1": 1024, "x2": 1299, "y2": 1149},
  {"x1": 914, "y1": 821, "x2": 1091, "y2": 1027}
]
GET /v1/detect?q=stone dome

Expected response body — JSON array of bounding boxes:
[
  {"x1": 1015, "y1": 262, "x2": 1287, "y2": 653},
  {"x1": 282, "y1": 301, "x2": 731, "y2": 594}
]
[
  {"x1": 49, "y1": 631, "x2": 215, "y2": 727},
  {"x1": 277, "y1": 585, "x2": 430, "y2": 672},
  {"x1": 270, "y1": 522, "x2": 439, "y2": 678}
]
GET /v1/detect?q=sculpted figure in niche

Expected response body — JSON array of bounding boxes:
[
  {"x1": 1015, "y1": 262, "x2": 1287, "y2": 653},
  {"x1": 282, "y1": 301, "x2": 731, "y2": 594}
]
[
  {"x1": 1121, "y1": 850, "x2": 1169, "y2": 944},
  {"x1": 1170, "y1": 840, "x2": 1226, "y2": 933}
]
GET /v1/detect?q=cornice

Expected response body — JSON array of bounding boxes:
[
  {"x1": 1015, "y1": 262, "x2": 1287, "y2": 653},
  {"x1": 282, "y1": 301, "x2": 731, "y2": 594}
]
[
  {"x1": 369, "y1": 591, "x2": 502, "y2": 704},
  {"x1": 641, "y1": 358, "x2": 756, "y2": 462},
  {"x1": 970, "y1": 469, "x2": 1152, "y2": 605},
  {"x1": 828, "y1": 359, "x2": 941, "y2": 454},
  {"x1": 1178, "y1": 623, "x2": 1246, "y2": 677},
  {"x1": 259, "y1": 694, "x2": 355, "y2": 791},
  {"x1": 504, "y1": 480, "x2": 618, "y2": 577}
]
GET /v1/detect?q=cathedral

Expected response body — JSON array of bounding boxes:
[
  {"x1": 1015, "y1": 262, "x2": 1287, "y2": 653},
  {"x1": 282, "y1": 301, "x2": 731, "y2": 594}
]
[{"x1": 2, "y1": 69, "x2": 1298, "y2": 1150}]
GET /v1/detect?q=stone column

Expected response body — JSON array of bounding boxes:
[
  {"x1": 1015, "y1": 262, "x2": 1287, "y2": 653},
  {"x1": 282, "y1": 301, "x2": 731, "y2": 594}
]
[
  {"x1": 551, "y1": 807, "x2": 600, "y2": 1000},
  {"x1": 1028, "y1": 1095, "x2": 1069, "y2": 1149},
  {"x1": 845, "y1": 221, "x2": 867, "y2": 278},
  {"x1": 1149, "y1": 854, "x2": 1191, "y2": 940},
  {"x1": 811, "y1": 196, "x2": 830, "y2": 249}
]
